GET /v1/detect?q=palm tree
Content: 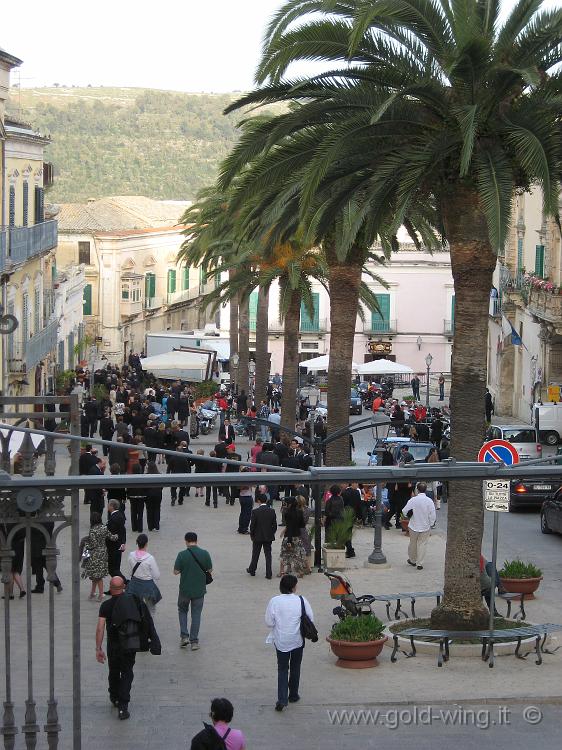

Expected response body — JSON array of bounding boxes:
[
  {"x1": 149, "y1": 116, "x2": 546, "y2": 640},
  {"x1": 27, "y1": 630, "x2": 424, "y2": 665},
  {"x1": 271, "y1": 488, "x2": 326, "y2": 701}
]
[
  {"x1": 221, "y1": 0, "x2": 562, "y2": 628},
  {"x1": 254, "y1": 286, "x2": 270, "y2": 404}
]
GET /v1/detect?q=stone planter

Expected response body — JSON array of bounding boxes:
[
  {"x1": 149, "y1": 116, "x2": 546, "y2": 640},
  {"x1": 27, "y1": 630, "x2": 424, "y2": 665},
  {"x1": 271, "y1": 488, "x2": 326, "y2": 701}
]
[
  {"x1": 499, "y1": 576, "x2": 543, "y2": 600},
  {"x1": 323, "y1": 546, "x2": 347, "y2": 570},
  {"x1": 327, "y1": 636, "x2": 388, "y2": 668}
]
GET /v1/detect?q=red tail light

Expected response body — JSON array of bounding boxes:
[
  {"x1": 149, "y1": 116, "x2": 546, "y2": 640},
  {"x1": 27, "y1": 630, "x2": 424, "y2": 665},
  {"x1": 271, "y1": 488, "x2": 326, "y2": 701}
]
[
  {"x1": 514, "y1": 483, "x2": 527, "y2": 493},
  {"x1": 537, "y1": 444, "x2": 542, "y2": 453}
]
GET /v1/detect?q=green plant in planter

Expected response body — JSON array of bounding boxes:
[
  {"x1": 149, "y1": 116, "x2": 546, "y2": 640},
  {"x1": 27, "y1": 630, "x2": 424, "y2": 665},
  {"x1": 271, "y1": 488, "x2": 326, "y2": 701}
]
[
  {"x1": 331, "y1": 615, "x2": 385, "y2": 642},
  {"x1": 325, "y1": 507, "x2": 354, "y2": 549},
  {"x1": 195, "y1": 380, "x2": 218, "y2": 400},
  {"x1": 499, "y1": 559, "x2": 542, "y2": 579},
  {"x1": 92, "y1": 383, "x2": 108, "y2": 402}
]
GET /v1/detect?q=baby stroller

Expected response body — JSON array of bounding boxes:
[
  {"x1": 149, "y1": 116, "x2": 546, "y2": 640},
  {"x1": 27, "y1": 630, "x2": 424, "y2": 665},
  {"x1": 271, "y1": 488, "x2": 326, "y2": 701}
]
[{"x1": 324, "y1": 571, "x2": 375, "y2": 620}]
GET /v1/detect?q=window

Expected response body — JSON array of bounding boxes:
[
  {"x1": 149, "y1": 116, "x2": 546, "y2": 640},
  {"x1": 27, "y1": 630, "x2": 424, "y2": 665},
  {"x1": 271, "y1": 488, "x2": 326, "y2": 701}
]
[
  {"x1": 35, "y1": 186, "x2": 44, "y2": 223},
  {"x1": 300, "y1": 293, "x2": 320, "y2": 332},
  {"x1": 131, "y1": 282, "x2": 141, "y2": 302},
  {"x1": 145, "y1": 272, "x2": 156, "y2": 300},
  {"x1": 34, "y1": 288, "x2": 41, "y2": 333},
  {"x1": 182, "y1": 265, "x2": 190, "y2": 290},
  {"x1": 78, "y1": 241, "x2": 91, "y2": 265},
  {"x1": 22, "y1": 182, "x2": 29, "y2": 226},
  {"x1": 199, "y1": 266, "x2": 207, "y2": 287},
  {"x1": 249, "y1": 291, "x2": 258, "y2": 331},
  {"x1": 121, "y1": 285, "x2": 130, "y2": 300},
  {"x1": 370, "y1": 293, "x2": 390, "y2": 332},
  {"x1": 9, "y1": 186, "x2": 15, "y2": 227},
  {"x1": 83, "y1": 284, "x2": 92, "y2": 316},
  {"x1": 167, "y1": 269, "x2": 176, "y2": 294},
  {"x1": 535, "y1": 245, "x2": 545, "y2": 278}
]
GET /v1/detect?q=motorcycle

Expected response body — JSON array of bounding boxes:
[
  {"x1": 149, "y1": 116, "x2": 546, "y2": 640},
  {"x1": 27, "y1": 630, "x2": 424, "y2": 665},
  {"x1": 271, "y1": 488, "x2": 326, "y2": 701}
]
[
  {"x1": 198, "y1": 402, "x2": 219, "y2": 435},
  {"x1": 324, "y1": 571, "x2": 376, "y2": 620}
]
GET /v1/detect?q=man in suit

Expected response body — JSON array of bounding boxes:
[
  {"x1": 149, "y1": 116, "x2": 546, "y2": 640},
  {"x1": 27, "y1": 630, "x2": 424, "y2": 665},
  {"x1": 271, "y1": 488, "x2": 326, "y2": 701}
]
[
  {"x1": 255, "y1": 442, "x2": 281, "y2": 501},
  {"x1": 85, "y1": 460, "x2": 106, "y2": 522},
  {"x1": 170, "y1": 442, "x2": 192, "y2": 506},
  {"x1": 219, "y1": 418, "x2": 235, "y2": 446},
  {"x1": 247, "y1": 494, "x2": 277, "y2": 579},
  {"x1": 106, "y1": 500, "x2": 126, "y2": 579},
  {"x1": 79, "y1": 445, "x2": 99, "y2": 476},
  {"x1": 225, "y1": 443, "x2": 241, "y2": 506}
]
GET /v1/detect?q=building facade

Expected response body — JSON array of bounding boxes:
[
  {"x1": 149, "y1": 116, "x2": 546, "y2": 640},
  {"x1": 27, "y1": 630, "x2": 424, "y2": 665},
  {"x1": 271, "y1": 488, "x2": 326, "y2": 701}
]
[{"x1": 55, "y1": 197, "x2": 189, "y2": 363}]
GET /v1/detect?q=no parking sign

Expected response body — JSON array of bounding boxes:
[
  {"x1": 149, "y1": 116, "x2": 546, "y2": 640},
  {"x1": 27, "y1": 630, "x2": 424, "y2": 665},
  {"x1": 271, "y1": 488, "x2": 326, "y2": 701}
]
[{"x1": 477, "y1": 439, "x2": 519, "y2": 466}]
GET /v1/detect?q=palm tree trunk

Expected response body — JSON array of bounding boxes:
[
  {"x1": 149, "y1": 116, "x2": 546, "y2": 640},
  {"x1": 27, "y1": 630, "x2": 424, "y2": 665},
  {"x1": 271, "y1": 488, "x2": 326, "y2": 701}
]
[
  {"x1": 229, "y1": 270, "x2": 239, "y2": 358},
  {"x1": 325, "y1": 244, "x2": 363, "y2": 466},
  {"x1": 237, "y1": 296, "x2": 250, "y2": 397},
  {"x1": 431, "y1": 187, "x2": 497, "y2": 630},
  {"x1": 280, "y1": 289, "x2": 301, "y2": 432},
  {"x1": 254, "y1": 286, "x2": 270, "y2": 405}
]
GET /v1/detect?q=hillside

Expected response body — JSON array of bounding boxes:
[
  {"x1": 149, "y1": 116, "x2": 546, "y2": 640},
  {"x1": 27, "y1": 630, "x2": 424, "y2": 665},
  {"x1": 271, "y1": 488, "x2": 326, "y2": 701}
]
[{"x1": 7, "y1": 87, "x2": 243, "y2": 203}]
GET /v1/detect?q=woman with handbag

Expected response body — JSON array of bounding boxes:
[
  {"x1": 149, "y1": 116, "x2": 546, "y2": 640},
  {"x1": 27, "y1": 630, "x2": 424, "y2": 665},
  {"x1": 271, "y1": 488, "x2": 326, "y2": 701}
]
[
  {"x1": 126, "y1": 534, "x2": 161, "y2": 614},
  {"x1": 81, "y1": 512, "x2": 118, "y2": 601}
]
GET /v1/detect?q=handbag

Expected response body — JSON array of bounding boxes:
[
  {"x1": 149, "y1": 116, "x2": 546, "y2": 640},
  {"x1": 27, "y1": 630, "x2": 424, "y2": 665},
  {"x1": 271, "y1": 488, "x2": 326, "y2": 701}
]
[
  {"x1": 187, "y1": 548, "x2": 213, "y2": 585},
  {"x1": 299, "y1": 595, "x2": 318, "y2": 643}
]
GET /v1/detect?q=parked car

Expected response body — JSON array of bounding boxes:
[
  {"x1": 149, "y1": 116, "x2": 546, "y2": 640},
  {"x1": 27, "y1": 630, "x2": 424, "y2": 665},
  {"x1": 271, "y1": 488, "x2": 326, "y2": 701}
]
[
  {"x1": 485, "y1": 425, "x2": 542, "y2": 460},
  {"x1": 367, "y1": 438, "x2": 434, "y2": 466},
  {"x1": 509, "y1": 478, "x2": 562, "y2": 511},
  {"x1": 541, "y1": 489, "x2": 562, "y2": 534}
]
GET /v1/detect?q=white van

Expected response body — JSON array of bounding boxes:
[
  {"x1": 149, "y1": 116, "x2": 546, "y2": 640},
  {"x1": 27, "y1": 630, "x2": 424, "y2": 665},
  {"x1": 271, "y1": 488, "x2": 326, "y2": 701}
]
[
  {"x1": 486, "y1": 425, "x2": 542, "y2": 460},
  {"x1": 533, "y1": 402, "x2": 562, "y2": 445}
]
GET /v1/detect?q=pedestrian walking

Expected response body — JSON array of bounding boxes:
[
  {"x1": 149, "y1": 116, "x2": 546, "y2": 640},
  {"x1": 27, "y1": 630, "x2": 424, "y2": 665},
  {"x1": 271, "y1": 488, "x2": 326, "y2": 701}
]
[
  {"x1": 99, "y1": 411, "x2": 115, "y2": 456},
  {"x1": 324, "y1": 485, "x2": 344, "y2": 536},
  {"x1": 438, "y1": 373, "x2": 445, "y2": 401},
  {"x1": 237, "y1": 476, "x2": 254, "y2": 535},
  {"x1": 265, "y1": 574, "x2": 314, "y2": 712},
  {"x1": 95, "y1": 576, "x2": 161, "y2": 721},
  {"x1": 190, "y1": 698, "x2": 246, "y2": 750},
  {"x1": 411, "y1": 375, "x2": 421, "y2": 401},
  {"x1": 246, "y1": 493, "x2": 277, "y2": 579},
  {"x1": 279, "y1": 498, "x2": 307, "y2": 577},
  {"x1": 485, "y1": 388, "x2": 494, "y2": 424},
  {"x1": 170, "y1": 443, "x2": 192, "y2": 506},
  {"x1": 145, "y1": 462, "x2": 163, "y2": 531},
  {"x1": 126, "y1": 534, "x2": 161, "y2": 614},
  {"x1": 127, "y1": 464, "x2": 146, "y2": 533},
  {"x1": 107, "y1": 463, "x2": 127, "y2": 515},
  {"x1": 81, "y1": 512, "x2": 118, "y2": 601},
  {"x1": 173, "y1": 531, "x2": 213, "y2": 650},
  {"x1": 403, "y1": 482, "x2": 436, "y2": 570},
  {"x1": 106, "y1": 500, "x2": 126, "y2": 579}
]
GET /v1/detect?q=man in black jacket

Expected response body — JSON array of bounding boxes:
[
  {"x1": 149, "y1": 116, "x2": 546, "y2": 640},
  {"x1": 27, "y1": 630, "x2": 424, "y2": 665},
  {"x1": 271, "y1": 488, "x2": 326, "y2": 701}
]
[
  {"x1": 95, "y1": 577, "x2": 160, "y2": 720},
  {"x1": 170, "y1": 443, "x2": 192, "y2": 506},
  {"x1": 106, "y1": 500, "x2": 126, "y2": 578},
  {"x1": 342, "y1": 482, "x2": 362, "y2": 557},
  {"x1": 84, "y1": 396, "x2": 100, "y2": 438},
  {"x1": 247, "y1": 494, "x2": 277, "y2": 579},
  {"x1": 224, "y1": 443, "x2": 241, "y2": 506},
  {"x1": 99, "y1": 411, "x2": 115, "y2": 456},
  {"x1": 79, "y1": 445, "x2": 99, "y2": 476},
  {"x1": 85, "y1": 461, "x2": 106, "y2": 522},
  {"x1": 255, "y1": 443, "x2": 280, "y2": 501}
]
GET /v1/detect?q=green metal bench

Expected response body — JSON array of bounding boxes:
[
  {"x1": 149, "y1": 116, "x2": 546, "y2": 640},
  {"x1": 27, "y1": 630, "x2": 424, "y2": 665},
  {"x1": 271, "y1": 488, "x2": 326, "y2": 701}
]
[{"x1": 390, "y1": 623, "x2": 562, "y2": 668}]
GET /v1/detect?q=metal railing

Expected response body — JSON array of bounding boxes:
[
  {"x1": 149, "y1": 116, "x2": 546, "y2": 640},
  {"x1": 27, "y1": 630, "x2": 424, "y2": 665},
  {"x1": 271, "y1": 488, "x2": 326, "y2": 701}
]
[
  {"x1": 489, "y1": 297, "x2": 502, "y2": 317},
  {"x1": 25, "y1": 318, "x2": 59, "y2": 370},
  {"x1": 300, "y1": 317, "x2": 327, "y2": 333},
  {"x1": 364, "y1": 318, "x2": 396, "y2": 334},
  {"x1": 166, "y1": 281, "x2": 216, "y2": 307},
  {"x1": 7, "y1": 220, "x2": 58, "y2": 264}
]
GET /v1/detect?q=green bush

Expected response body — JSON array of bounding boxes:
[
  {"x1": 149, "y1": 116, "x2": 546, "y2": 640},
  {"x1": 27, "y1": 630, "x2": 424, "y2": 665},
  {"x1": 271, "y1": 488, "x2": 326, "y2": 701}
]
[
  {"x1": 196, "y1": 380, "x2": 218, "y2": 399},
  {"x1": 325, "y1": 507, "x2": 355, "y2": 549},
  {"x1": 499, "y1": 559, "x2": 542, "y2": 579},
  {"x1": 330, "y1": 615, "x2": 385, "y2": 642},
  {"x1": 92, "y1": 383, "x2": 108, "y2": 402}
]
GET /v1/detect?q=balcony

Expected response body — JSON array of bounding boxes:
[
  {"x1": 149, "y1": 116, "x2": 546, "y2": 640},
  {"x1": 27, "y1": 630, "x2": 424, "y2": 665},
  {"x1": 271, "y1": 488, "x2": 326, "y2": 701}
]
[
  {"x1": 166, "y1": 281, "x2": 216, "y2": 307},
  {"x1": 7, "y1": 339, "x2": 27, "y2": 374},
  {"x1": 363, "y1": 319, "x2": 396, "y2": 334},
  {"x1": 144, "y1": 296, "x2": 164, "y2": 311},
  {"x1": 120, "y1": 299, "x2": 143, "y2": 318},
  {"x1": 300, "y1": 317, "x2": 327, "y2": 334},
  {"x1": 444, "y1": 319, "x2": 454, "y2": 335},
  {"x1": 527, "y1": 287, "x2": 562, "y2": 329},
  {"x1": 489, "y1": 297, "x2": 502, "y2": 317},
  {"x1": 25, "y1": 318, "x2": 59, "y2": 370},
  {"x1": 6, "y1": 220, "x2": 58, "y2": 266}
]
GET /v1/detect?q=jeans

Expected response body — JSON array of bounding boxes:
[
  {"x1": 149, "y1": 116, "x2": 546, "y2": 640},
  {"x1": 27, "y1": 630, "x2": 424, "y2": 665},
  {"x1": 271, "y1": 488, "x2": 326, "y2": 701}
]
[
  {"x1": 178, "y1": 594, "x2": 205, "y2": 642},
  {"x1": 260, "y1": 426, "x2": 270, "y2": 441},
  {"x1": 248, "y1": 541, "x2": 272, "y2": 577},
  {"x1": 276, "y1": 646, "x2": 303, "y2": 706},
  {"x1": 107, "y1": 648, "x2": 136, "y2": 708},
  {"x1": 439, "y1": 384, "x2": 445, "y2": 400},
  {"x1": 238, "y1": 495, "x2": 253, "y2": 532}
]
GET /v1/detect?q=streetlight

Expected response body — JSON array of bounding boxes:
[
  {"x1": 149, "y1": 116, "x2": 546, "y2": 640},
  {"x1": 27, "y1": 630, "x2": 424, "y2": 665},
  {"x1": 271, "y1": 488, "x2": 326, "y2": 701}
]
[
  {"x1": 425, "y1": 352, "x2": 433, "y2": 408},
  {"x1": 230, "y1": 352, "x2": 239, "y2": 394}
]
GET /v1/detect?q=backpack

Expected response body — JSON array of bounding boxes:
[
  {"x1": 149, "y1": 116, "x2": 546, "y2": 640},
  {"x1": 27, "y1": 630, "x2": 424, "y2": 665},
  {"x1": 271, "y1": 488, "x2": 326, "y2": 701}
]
[{"x1": 112, "y1": 594, "x2": 144, "y2": 652}]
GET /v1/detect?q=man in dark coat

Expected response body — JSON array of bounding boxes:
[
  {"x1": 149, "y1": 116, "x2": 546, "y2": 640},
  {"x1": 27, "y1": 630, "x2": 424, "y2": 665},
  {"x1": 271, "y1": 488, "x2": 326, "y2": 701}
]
[
  {"x1": 106, "y1": 500, "x2": 126, "y2": 579},
  {"x1": 255, "y1": 443, "x2": 280, "y2": 501},
  {"x1": 170, "y1": 443, "x2": 192, "y2": 506},
  {"x1": 84, "y1": 396, "x2": 100, "y2": 438},
  {"x1": 224, "y1": 443, "x2": 241, "y2": 506},
  {"x1": 247, "y1": 494, "x2": 277, "y2": 579},
  {"x1": 85, "y1": 461, "x2": 106, "y2": 521},
  {"x1": 79, "y1": 445, "x2": 99, "y2": 476}
]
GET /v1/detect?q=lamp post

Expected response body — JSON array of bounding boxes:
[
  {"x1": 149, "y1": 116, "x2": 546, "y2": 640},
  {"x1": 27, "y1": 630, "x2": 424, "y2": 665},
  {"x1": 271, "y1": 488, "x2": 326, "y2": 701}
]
[
  {"x1": 425, "y1": 352, "x2": 433, "y2": 409},
  {"x1": 230, "y1": 352, "x2": 239, "y2": 395},
  {"x1": 368, "y1": 445, "x2": 388, "y2": 565}
]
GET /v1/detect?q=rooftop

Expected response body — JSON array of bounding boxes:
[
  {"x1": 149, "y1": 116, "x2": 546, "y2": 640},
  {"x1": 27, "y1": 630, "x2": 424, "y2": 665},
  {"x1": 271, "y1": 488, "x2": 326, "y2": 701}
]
[
  {"x1": 0, "y1": 47, "x2": 23, "y2": 68},
  {"x1": 55, "y1": 196, "x2": 191, "y2": 232}
]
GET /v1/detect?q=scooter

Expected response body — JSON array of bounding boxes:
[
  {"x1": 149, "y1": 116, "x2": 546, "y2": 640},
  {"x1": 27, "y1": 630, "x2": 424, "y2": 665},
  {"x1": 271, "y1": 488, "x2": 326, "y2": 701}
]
[
  {"x1": 198, "y1": 406, "x2": 218, "y2": 435},
  {"x1": 324, "y1": 571, "x2": 375, "y2": 620}
]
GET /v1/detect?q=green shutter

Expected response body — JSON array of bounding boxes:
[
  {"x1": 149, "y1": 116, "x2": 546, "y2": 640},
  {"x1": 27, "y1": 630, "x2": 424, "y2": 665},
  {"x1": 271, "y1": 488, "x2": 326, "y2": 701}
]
[
  {"x1": 167, "y1": 269, "x2": 176, "y2": 294},
  {"x1": 535, "y1": 245, "x2": 545, "y2": 278},
  {"x1": 182, "y1": 266, "x2": 190, "y2": 290},
  {"x1": 371, "y1": 293, "x2": 390, "y2": 332},
  {"x1": 249, "y1": 291, "x2": 259, "y2": 332},
  {"x1": 83, "y1": 284, "x2": 92, "y2": 316},
  {"x1": 199, "y1": 266, "x2": 207, "y2": 286},
  {"x1": 300, "y1": 293, "x2": 320, "y2": 332},
  {"x1": 145, "y1": 273, "x2": 156, "y2": 299}
]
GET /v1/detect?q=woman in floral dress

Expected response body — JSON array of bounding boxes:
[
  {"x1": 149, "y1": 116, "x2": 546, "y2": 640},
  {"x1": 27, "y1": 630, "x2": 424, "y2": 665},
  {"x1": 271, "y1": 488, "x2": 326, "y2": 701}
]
[
  {"x1": 279, "y1": 498, "x2": 307, "y2": 578},
  {"x1": 82, "y1": 512, "x2": 117, "y2": 601}
]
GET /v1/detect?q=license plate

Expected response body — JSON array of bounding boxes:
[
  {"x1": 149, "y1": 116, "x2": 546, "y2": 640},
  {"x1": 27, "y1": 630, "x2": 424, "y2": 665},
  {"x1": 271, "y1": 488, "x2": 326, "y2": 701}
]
[{"x1": 533, "y1": 485, "x2": 551, "y2": 491}]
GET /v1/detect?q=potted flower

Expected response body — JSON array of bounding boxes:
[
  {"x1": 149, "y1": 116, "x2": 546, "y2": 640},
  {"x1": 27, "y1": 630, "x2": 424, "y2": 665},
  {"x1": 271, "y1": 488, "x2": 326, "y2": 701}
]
[
  {"x1": 323, "y1": 508, "x2": 354, "y2": 570},
  {"x1": 326, "y1": 615, "x2": 387, "y2": 668},
  {"x1": 499, "y1": 559, "x2": 543, "y2": 599}
]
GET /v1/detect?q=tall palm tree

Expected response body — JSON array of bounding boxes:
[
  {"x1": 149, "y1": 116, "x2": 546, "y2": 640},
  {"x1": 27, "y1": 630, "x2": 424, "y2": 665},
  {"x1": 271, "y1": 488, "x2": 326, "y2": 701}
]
[
  {"x1": 254, "y1": 286, "x2": 270, "y2": 404},
  {"x1": 221, "y1": 0, "x2": 562, "y2": 628}
]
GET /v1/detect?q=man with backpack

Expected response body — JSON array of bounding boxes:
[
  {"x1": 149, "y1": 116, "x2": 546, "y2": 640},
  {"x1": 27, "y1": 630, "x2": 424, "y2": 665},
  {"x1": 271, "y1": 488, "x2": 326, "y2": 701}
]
[
  {"x1": 190, "y1": 698, "x2": 246, "y2": 749},
  {"x1": 95, "y1": 576, "x2": 160, "y2": 720}
]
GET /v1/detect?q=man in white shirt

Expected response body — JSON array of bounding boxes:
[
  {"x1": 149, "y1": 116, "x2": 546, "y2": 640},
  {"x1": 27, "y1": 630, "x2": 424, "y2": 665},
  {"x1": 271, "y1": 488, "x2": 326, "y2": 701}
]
[
  {"x1": 402, "y1": 482, "x2": 436, "y2": 570},
  {"x1": 265, "y1": 574, "x2": 314, "y2": 712}
]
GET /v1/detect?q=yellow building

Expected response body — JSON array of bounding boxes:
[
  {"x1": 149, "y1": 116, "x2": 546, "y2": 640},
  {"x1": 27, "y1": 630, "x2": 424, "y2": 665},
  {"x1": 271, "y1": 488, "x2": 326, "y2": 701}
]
[{"x1": 0, "y1": 47, "x2": 59, "y2": 396}]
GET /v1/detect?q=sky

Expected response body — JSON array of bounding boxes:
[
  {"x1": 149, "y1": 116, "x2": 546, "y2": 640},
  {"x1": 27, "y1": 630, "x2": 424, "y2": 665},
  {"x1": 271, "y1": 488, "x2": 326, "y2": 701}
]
[{"x1": 2, "y1": 0, "x2": 561, "y2": 94}]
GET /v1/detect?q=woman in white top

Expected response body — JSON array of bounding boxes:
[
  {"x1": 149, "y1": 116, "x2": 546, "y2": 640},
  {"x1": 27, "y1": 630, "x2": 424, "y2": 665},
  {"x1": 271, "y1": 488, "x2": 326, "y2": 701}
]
[
  {"x1": 265, "y1": 574, "x2": 314, "y2": 712},
  {"x1": 126, "y1": 534, "x2": 161, "y2": 613}
]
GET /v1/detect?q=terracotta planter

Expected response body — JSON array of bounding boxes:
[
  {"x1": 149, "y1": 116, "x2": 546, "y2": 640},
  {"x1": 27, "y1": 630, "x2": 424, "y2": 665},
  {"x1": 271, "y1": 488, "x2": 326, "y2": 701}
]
[
  {"x1": 499, "y1": 576, "x2": 543, "y2": 600},
  {"x1": 400, "y1": 519, "x2": 410, "y2": 535},
  {"x1": 327, "y1": 636, "x2": 388, "y2": 669}
]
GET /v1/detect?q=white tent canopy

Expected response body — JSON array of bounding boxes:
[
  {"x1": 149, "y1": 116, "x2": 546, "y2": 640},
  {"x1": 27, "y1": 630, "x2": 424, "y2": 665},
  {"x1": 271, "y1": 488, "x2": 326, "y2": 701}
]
[
  {"x1": 357, "y1": 358, "x2": 413, "y2": 375},
  {"x1": 300, "y1": 354, "x2": 360, "y2": 372},
  {"x1": 140, "y1": 350, "x2": 211, "y2": 381},
  {"x1": 0, "y1": 429, "x2": 44, "y2": 457}
]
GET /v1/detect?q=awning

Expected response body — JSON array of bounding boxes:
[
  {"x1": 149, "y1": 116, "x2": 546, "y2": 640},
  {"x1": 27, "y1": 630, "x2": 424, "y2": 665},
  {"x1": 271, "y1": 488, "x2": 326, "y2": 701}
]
[{"x1": 357, "y1": 358, "x2": 413, "y2": 375}]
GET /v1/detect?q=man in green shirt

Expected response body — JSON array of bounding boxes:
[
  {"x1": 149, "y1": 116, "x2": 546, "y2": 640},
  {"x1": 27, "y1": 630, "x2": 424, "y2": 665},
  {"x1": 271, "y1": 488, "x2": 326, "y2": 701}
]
[{"x1": 173, "y1": 532, "x2": 213, "y2": 650}]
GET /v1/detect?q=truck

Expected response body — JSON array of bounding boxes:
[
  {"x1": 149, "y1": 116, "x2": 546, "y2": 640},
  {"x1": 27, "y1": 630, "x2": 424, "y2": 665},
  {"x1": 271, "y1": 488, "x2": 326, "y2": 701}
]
[
  {"x1": 144, "y1": 328, "x2": 231, "y2": 383},
  {"x1": 533, "y1": 402, "x2": 562, "y2": 446}
]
